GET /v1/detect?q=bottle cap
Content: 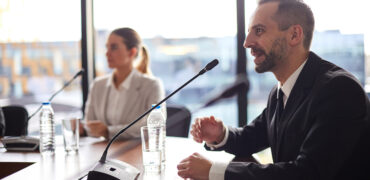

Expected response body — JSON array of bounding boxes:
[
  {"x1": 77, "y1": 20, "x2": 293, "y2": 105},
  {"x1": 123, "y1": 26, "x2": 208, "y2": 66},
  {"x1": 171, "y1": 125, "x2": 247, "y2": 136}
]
[
  {"x1": 151, "y1": 104, "x2": 160, "y2": 109},
  {"x1": 42, "y1": 102, "x2": 50, "y2": 105}
]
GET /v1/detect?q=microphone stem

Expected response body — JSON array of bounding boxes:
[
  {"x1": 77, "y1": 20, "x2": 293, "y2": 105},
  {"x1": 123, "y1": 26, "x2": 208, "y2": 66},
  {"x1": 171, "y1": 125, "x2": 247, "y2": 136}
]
[
  {"x1": 99, "y1": 71, "x2": 204, "y2": 163},
  {"x1": 27, "y1": 74, "x2": 81, "y2": 121},
  {"x1": 48, "y1": 76, "x2": 77, "y2": 102}
]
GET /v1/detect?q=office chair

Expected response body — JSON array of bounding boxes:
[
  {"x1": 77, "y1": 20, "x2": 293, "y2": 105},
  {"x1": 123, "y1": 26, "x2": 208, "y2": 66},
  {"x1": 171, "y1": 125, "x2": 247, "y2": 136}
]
[
  {"x1": 166, "y1": 104, "x2": 191, "y2": 137},
  {"x1": 0, "y1": 108, "x2": 5, "y2": 136},
  {"x1": 2, "y1": 105, "x2": 29, "y2": 136}
]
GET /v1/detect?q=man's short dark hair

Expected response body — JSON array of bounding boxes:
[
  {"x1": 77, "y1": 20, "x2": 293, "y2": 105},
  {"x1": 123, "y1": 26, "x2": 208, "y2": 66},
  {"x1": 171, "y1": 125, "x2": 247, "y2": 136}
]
[{"x1": 259, "y1": 0, "x2": 315, "y2": 50}]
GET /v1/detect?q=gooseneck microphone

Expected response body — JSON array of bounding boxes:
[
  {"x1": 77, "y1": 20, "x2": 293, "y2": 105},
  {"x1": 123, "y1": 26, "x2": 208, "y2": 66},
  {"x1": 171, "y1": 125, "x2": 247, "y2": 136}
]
[
  {"x1": 1, "y1": 69, "x2": 85, "y2": 152},
  {"x1": 86, "y1": 59, "x2": 219, "y2": 180},
  {"x1": 27, "y1": 69, "x2": 85, "y2": 121}
]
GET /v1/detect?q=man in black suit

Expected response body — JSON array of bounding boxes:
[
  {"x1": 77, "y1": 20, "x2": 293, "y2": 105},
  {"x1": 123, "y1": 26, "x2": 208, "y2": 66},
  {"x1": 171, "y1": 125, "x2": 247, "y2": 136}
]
[{"x1": 177, "y1": 0, "x2": 370, "y2": 179}]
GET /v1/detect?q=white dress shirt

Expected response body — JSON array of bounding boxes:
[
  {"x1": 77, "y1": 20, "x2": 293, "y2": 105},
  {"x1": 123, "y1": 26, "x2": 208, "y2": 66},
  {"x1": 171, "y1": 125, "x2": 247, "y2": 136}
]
[
  {"x1": 106, "y1": 70, "x2": 134, "y2": 137},
  {"x1": 207, "y1": 60, "x2": 307, "y2": 180}
]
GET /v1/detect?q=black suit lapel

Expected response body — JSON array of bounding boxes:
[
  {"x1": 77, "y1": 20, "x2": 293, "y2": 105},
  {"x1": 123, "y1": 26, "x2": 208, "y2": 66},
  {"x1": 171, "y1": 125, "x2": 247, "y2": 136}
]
[
  {"x1": 275, "y1": 52, "x2": 321, "y2": 161},
  {"x1": 268, "y1": 87, "x2": 279, "y2": 162}
]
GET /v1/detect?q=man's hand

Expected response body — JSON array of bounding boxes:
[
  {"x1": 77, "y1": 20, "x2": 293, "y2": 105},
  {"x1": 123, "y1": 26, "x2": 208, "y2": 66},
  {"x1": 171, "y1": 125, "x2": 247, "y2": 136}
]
[
  {"x1": 85, "y1": 121, "x2": 108, "y2": 138},
  {"x1": 191, "y1": 116, "x2": 225, "y2": 144},
  {"x1": 177, "y1": 152, "x2": 212, "y2": 180}
]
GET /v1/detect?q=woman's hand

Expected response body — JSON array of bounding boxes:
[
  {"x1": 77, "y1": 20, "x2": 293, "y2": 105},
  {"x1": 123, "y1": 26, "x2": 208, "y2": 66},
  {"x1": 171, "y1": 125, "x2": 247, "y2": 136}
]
[{"x1": 85, "y1": 121, "x2": 109, "y2": 138}]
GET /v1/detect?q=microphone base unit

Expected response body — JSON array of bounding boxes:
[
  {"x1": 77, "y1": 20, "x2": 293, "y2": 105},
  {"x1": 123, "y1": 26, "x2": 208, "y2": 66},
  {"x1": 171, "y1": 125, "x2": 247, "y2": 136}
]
[
  {"x1": 87, "y1": 159, "x2": 140, "y2": 180},
  {"x1": 1, "y1": 136, "x2": 39, "y2": 152}
]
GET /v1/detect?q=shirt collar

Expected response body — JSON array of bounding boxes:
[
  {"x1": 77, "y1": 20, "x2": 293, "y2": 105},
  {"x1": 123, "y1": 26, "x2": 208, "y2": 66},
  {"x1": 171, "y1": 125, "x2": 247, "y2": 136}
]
[
  {"x1": 106, "y1": 69, "x2": 136, "y2": 90},
  {"x1": 278, "y1": 59, "x2": 308, "y2": 98}
]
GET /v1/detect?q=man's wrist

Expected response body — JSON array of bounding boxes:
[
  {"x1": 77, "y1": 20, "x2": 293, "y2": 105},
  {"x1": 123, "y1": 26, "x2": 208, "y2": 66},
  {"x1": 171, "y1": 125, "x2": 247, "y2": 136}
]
[
  {"x1": 205, "y1": 125, "x2": 229, "y2": 149},
  {"x1": 216, "y1": 125, "x2": 226, "y2": 144},
  {"x1": 209, "y1": 160, "x2": 229, "y2": 180}
]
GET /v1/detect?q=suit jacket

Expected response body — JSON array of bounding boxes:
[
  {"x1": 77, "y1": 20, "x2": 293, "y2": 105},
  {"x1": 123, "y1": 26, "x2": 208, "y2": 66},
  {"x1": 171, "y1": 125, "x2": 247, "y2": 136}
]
[
  {"x1": 84, "y1": 70, "x2": 166, "y2": 139},
  {"x1": 214, "y1": 52, "x2": 370, "y2": 180}
]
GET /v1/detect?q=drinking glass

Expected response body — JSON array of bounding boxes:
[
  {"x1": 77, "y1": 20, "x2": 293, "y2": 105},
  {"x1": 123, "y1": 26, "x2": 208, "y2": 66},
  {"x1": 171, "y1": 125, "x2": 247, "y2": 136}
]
[
  {"x1": 141, "y1": 126, "x2": 164, "y2": 174},
  {"x1": 62, "y1": 117, "x2": 79, "y2": 154}
]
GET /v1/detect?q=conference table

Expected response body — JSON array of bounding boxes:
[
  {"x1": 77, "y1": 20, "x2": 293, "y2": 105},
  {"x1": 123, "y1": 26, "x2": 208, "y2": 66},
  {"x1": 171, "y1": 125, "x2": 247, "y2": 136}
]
[{"x1": 0, "y1": 136, "x2": 236, "y2": 179}]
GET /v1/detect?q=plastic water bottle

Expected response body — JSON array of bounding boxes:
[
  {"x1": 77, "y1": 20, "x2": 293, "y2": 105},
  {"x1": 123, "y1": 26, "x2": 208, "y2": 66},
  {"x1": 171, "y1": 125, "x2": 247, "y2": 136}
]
[
  {"x1": 39, "y1": 102, "x2": 55, "y2": 155},
  {"x1": 147, "y1": 105, "x2": 166, "y2": 167}
]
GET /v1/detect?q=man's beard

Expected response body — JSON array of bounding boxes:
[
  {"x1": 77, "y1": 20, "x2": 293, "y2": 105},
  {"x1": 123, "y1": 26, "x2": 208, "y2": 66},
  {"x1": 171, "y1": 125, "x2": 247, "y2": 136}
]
[{"x1": 255, "y1": 38, "x2": 287, "y2": 73}]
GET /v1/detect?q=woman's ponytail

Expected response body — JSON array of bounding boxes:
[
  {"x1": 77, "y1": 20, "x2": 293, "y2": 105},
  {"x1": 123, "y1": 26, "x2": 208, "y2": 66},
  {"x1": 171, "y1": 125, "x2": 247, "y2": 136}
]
[{"x1": 135, "y1": 46, "x2": 152, "y2": 76}]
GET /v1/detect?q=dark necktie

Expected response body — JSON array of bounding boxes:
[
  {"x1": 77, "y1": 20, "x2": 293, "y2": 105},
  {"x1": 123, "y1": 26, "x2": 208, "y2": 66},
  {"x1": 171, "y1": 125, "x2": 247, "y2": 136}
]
[
  {"x1": 276, "y1": 88, "x2": 285, "y2": 122},
  {"x1": 273, "y1": 88, "x2": 285, "y2": 160}
]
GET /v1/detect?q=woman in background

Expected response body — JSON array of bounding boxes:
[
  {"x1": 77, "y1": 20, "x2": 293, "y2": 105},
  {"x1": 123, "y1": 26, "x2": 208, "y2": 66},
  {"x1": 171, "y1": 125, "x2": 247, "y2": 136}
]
[{"x1": 83, "y1": 27, "x2": 166, "y2": 139}]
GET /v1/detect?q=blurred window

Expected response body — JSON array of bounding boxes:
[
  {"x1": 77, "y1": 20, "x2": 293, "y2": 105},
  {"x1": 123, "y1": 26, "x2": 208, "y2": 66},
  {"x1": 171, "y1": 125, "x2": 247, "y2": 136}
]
[
  {"x1": 0, "y1": 0, "x2": 82, "y2": 134},
  {"x1": 94, "y1": 0, "x2": 239, "y2": 127}
]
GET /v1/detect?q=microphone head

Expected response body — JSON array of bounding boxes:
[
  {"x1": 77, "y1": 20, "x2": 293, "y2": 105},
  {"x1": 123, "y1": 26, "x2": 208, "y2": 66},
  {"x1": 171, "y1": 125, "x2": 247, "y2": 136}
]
[
  {"x1": 73, "y1": 69, "x2": 85, "y2": 79},
  {"x1": 205, "y1": 59, "x2": 219, "y2": 71},
  {"x1": 199, "y1": 59, "x2": 219, "y2": 75},
  {"x1": 78, "y1": 69, "x2": 85, "y2": 75}
]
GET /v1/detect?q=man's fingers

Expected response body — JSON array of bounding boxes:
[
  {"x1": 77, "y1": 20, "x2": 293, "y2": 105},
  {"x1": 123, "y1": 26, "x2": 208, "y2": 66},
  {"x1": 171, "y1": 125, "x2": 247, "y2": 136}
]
[
  {"x1": 177, "y1": 162, "x2": 186, "y2": 170},
  {"x1": 190, "y1": 129, "x2": 195, "y2": 136},
  {"x1": 179, "y1": 156, "x2": 191, "y2": 163},
  {"x1": 193, "y1": 137, "x2": 202, "y2": 143},
  {"x1": 191, "y1": 127, "x2": 202, "y2": 142},
  {"x1": 191, "y1": 122, "x2": 203, "y2": 143},
  {"x1": 195, "y1": 117, "x2": 202, "y2": 126},
  {"x1": 190, "y1": 129, "x2": 200, "y2": 138},
  {"x1": 177, "y1": 169, "x2": 190, "y2": 178},
  {"x1": 177, "y1": 153, "x2": 210, "y2": 179},
  {"x1": 191, "y1": 124, "x2": 199, "y2": 134},
  {"x1": 177, "y1": 161, "x2": 193, "y2": 179},
  {"x1": 210, "y1": 116, "x2": 217, "y2": 124}
]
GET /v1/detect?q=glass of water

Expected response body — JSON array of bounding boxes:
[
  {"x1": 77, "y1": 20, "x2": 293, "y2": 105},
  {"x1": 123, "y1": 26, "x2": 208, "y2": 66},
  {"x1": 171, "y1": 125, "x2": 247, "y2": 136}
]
[
  {"x1": 62, "y1": 117, "x2": 79, "y2": 154},
  {"x1": 140, "y1": 126, "x2": 163, "y2": 174}
]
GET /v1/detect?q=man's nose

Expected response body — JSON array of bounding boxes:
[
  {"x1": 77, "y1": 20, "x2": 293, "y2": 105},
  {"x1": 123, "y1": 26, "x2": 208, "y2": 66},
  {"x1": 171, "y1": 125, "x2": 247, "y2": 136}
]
[
  {"x1": 244, "y1": 32, "x2": 255, "y2": 48},
  {"x1": 243, "y1": 38, "x2": 248, "y2": 48}
]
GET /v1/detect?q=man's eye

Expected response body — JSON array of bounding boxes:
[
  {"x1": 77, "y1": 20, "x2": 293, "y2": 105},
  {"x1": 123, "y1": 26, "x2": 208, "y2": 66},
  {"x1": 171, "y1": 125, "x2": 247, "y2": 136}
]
[{"x1": 256, "y1": 28, "x2": 264, "y2": 34}]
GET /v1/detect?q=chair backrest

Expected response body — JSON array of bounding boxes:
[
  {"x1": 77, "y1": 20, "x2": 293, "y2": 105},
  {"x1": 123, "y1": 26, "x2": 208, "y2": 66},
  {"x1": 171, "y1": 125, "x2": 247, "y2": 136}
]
[
  {"x1": 166, "y1": 104, "x2": 191, "y2": 137},
  {"x1": 2, "y1": 105, "x2": 29, "y2": 136},
  {"x1": 0, "y1": 107, "x2": 5, "y2": 136}
]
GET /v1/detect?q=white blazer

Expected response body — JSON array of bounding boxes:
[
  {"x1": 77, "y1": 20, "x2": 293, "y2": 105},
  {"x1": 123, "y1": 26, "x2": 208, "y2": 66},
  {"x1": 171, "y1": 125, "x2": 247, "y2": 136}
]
[{"x1": 84, "y1": 70, "x2": 166, "y2": 139}]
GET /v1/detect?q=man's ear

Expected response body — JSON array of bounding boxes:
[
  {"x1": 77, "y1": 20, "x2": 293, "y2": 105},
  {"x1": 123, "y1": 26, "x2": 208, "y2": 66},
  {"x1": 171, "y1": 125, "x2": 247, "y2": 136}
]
[{"x1": 288, "y1": 25, "x2": 304, "y2": 46}]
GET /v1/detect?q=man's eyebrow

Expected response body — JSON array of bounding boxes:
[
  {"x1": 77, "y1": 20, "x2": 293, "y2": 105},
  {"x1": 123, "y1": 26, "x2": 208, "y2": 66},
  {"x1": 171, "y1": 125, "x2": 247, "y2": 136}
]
[
  {"x1": 251, "y1": 24, "x2": 266, "y2": 30},
  {"x1": 106, "y1": 43, "x2": 117, "y2": 47}
]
